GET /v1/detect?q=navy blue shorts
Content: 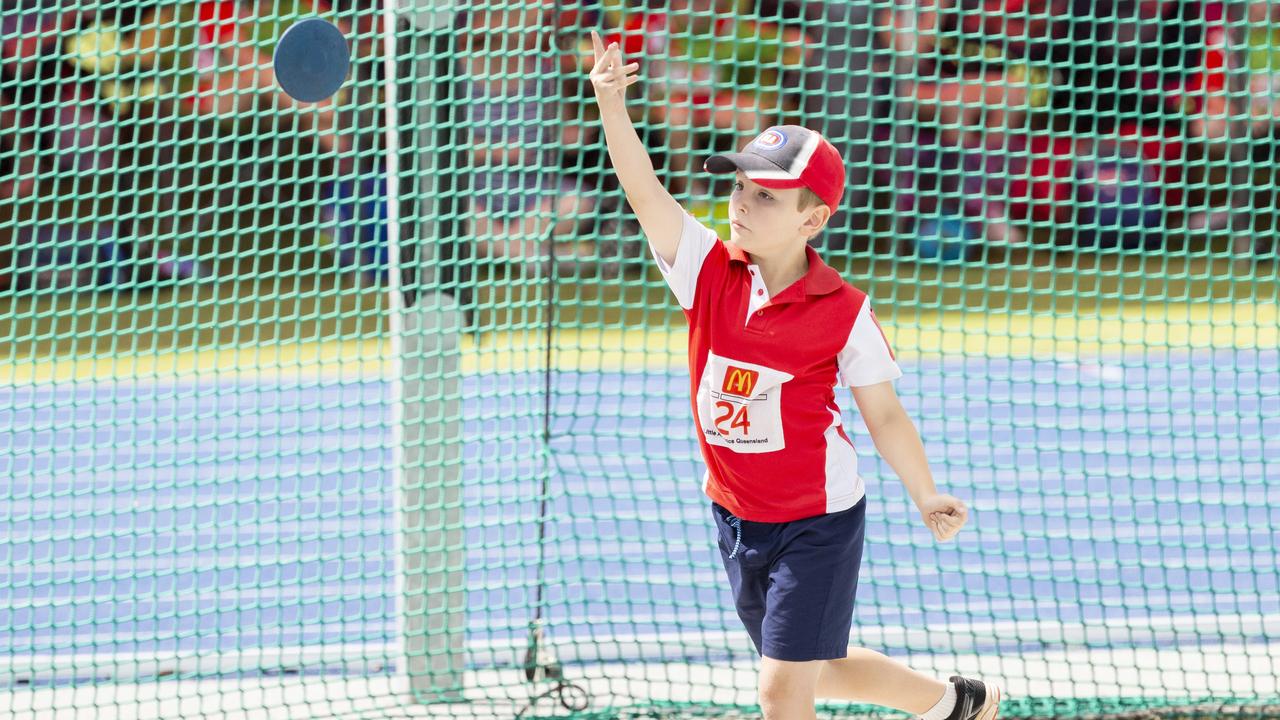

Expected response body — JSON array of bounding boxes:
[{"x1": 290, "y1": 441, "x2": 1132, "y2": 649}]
[{"x1": 711, "y1": 499, "x2": 867, "y2": 662}]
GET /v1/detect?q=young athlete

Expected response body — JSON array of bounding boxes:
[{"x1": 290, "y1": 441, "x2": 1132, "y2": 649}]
[{"x1": 587, "y1": 30, "x2": 1002, "y2": 720}]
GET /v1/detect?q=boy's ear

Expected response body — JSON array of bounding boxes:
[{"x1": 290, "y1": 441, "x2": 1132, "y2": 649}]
[{"x1": 801, "y1": 204, "x2": 832, "y2": 238}]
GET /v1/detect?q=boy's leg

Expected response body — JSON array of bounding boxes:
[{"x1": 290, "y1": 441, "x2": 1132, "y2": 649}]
[
  {"x1": 815, "y1": 647, "x2": 946, "y2": 712},
  {"x1": 759, "y1": 657, "x2": 823, "y2": 720},
  {"x1": 817, "y1": 649, "x2": 1001, "y2": 720}
]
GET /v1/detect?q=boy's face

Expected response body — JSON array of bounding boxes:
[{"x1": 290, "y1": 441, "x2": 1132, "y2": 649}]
[{"x1": 727, "y1": 172, "x2": 830, "y2": 257}]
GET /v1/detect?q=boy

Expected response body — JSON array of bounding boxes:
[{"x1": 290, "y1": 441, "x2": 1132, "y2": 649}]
[{"x1": 588, "y1": 31, "x2": 1002, "y2": 720}]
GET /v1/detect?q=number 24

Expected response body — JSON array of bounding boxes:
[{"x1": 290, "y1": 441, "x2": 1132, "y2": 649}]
[{"x1": 714, "y1": 401, "x2": 750, "y2": 435}]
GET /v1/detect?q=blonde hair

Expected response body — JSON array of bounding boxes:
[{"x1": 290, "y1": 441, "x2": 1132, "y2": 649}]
[{"x1": 797, "y1": 187, "x2": 825, "y2": 211}]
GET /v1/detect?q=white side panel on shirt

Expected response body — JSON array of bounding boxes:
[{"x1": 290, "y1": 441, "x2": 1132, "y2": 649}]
[
  {"x1": 836, "y1": 302, "x2": 904, "y2": 388},
  {"x1": 822, "y1": 406, "x2": 864, "y2": 513}
]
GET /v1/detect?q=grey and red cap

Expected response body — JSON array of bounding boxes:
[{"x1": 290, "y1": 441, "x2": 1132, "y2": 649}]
[{"x1": 704, "y1": 125, "x2": 846, "y2": 211}]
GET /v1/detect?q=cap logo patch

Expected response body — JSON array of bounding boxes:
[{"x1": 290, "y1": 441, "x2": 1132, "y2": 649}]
[{"x1": 751, "y1": 129, "x2": 787, "y2": 152}]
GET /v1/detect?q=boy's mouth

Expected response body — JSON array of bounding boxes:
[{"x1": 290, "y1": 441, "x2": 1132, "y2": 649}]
[{"x1": 731, "y1": 220, "x2": 749, "y2": 232}]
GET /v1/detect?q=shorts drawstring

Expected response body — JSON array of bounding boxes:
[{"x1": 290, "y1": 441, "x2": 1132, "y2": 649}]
[{"x1": 726, "y1": 515, "x2": 743, "y2": 560}]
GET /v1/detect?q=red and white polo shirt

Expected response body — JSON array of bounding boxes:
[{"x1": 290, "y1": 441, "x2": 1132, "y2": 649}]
[{"x1": 655, "y1": 214, "x2": 902, "y2": 522}]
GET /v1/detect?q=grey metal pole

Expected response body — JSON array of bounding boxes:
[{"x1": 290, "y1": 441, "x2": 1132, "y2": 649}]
[{"x1": 395, "y1": 0, "x2": 467, "y2": 703}]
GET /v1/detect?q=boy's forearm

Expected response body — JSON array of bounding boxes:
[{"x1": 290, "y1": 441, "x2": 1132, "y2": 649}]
[
  {"x1": 868, "y1": 415, "x2": 939, "y2": 507},
  {"x1": 595, "y1": 97, "x2": 668, "y2": 209},
  {"x1": 588, "y1": 34, "x2": 684, "y2": 261}
]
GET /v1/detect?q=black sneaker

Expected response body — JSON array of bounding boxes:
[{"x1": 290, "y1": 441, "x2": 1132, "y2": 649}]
[{"x1": 944, "y1": 676, "x2": 1002, "y2": 720}]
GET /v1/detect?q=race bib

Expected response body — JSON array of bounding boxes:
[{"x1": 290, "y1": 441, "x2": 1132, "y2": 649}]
[{"x1": 696, "y1": 352, "x2": 793, "y2": 454}]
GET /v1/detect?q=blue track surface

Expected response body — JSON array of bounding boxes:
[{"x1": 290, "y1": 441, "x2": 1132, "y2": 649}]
[{"x1": 2, "y1": 350, "x2": 1277, "y2": 668}]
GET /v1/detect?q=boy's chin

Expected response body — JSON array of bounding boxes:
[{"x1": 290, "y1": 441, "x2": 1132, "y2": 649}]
[{"x1": 729, "y1": 234, "x2": 776, "y2": 258}]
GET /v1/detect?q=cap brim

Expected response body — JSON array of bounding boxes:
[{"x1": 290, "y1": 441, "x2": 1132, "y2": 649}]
[
  {"x1": 704, "y1": 153, "x2": 806, "y2": 189},
  {"x1": 704, "y1": 152, "x2": 781, "y2": 175}
]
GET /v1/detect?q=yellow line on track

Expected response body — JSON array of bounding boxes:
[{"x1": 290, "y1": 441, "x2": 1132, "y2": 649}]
[{"x1": 7, "y1": 302, "x2": 1274, "y2": 383}]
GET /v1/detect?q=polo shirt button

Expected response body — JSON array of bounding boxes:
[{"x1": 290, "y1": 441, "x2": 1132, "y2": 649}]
[
  {"x1": 756, "y1": 289, "x2": 764, "y2": 296},
  {"x1": 756, "y1": 310, "x2": 764, "y2": 316}
]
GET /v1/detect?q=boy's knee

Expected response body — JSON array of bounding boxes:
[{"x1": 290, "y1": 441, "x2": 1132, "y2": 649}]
[
  {"x1": 757, "y1": 682, "x2": 800, "y2": 716},
  {"x1": 758, "y1": 658, "x2": 820, "y2": 712}
]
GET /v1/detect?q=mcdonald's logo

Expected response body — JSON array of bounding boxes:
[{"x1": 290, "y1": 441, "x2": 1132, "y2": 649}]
[{"x1": 720, "y1": 367, "x2": 759, "y2": 397}]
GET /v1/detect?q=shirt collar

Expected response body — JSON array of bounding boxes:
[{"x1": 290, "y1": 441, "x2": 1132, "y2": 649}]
[{"x1": 726, "y1": 242, "x2": 844, "y2": 298}]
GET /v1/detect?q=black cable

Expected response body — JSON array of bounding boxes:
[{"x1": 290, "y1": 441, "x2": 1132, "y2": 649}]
[
  {"x1": 523, "y1": 218, "x2": 557, "y2": 683},
  {"x1": 516, "y1": 222, "x2": 590, "y2": 718},
  {"x1": 514, "y1": 678, "x2": 590, "y2": 718},
  {"x1": 518, "y1": 2, "x2": 592, "y2": 712}
]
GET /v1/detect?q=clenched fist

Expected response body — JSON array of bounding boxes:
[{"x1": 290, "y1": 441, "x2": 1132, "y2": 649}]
[{"x1": 917, "y1": 493, "x2": 969, "y2": 543}]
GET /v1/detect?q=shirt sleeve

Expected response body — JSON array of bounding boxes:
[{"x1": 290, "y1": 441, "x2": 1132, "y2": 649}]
[
  {"x1": 649, "y1": 212, "x2": 720, "y2": 310},
  {"x1": 836, "y1": 302, "x2": 904, "y2": 387}
]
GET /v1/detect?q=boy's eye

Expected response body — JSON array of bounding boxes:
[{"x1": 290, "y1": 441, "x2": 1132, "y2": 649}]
[{"x1": 732, "y1": 181, "x2": 771, "y2": 201}]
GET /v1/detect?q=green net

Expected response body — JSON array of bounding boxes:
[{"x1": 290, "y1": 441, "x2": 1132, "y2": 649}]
[{"x1": 2, "y1": 0, "x2": 1278, "y2": 718}]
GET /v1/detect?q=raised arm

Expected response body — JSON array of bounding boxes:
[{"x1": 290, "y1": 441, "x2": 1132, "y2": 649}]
[{"x1": 588, "y1": 30, "x2": 684, "y2": 265}]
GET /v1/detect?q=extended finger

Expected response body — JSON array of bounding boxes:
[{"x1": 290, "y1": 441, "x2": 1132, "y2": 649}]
[{"x1": 592, "y1": 30, "x2": 605, "y2": 62}]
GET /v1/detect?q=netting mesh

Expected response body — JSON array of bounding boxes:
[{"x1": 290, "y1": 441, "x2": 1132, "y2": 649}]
[{"x1": 2, "y1": 0, "x2": 1278, "y2": 718}]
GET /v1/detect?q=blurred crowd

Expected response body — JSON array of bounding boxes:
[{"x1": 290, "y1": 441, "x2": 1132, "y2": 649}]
[
  {"x1": 874, "y1": 0, "x2": 1280, "y2": 260},
  {"x1": 1, "y1": 0, "x2": 386, "y2": 291},
  {"x1": 3, "y1": 0, "x2": 1278, "y2": 292},
  {"x1": 462, "y1": 0, "x2": 1280, "y2": 266}
]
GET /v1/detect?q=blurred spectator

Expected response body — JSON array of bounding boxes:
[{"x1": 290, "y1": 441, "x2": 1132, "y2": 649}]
[
  {"x1": 1244, "y1": 1, "x2": 1280, "y2": 137},
  {"x1": 83, "y1": 1, "x2": 355, "y2": 157},
  {"x1": 601, "y1": 0, "x2": 810, "y2": 199},
  {"x1": 0, "y1": 1, "x2": 202, "y2": 291},
  {"x1": 461, "y1": 3, "x2": 599, "y2": 266},
  {"x1": 1054, "y1": 0, "x2": 1211, "y2": 248},
  {"x1": 317, "y1": 3, "x2": 394, "y2": 286},
  {"x1": 876, "y1": 0, "x2": 1063, "y2": 255},
  {"x1": 761, "y1": 0, "x2": 878, "y2": 251},
  {"x1": 1176, "y1": 0, "x2": 1279, "y2": 255},
  {"x1": 1238, "y1": 0, "x2": 1280, "y2": 254},
  {"x1": 878, "y1": 0, "x2": 1219, "y2": 257},
  {"x1": 66, "y1": 0, "x2": 391, "y2": 285},
  {"x1": 0, "y1": 86, "x2": 40, "y2": 206}
]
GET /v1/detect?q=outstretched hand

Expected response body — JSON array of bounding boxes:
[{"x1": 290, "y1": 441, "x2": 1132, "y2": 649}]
[{"x1": 588, "y1": 30, "x2": 641, "y2": 106}]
